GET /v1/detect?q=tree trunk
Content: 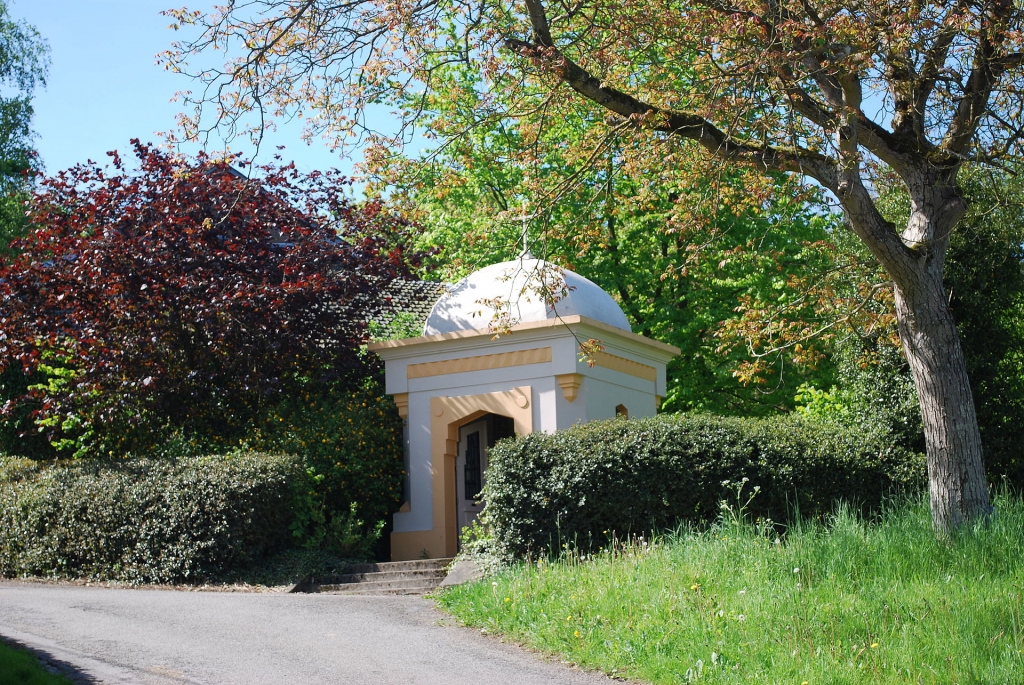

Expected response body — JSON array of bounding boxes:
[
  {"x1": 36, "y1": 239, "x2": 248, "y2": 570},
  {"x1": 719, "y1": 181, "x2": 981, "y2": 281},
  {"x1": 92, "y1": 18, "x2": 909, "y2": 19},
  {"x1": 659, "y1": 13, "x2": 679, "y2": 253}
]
[{"x1": 889, "y1": 188, "x2": 991, "y2": 533}]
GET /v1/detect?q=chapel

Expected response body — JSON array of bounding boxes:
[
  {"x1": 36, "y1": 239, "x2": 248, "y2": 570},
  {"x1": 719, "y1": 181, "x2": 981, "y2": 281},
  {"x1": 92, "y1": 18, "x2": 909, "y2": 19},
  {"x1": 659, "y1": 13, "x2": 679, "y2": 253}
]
[{"x1": 369, "y1": 256, "x2": 678, "y2": 560}]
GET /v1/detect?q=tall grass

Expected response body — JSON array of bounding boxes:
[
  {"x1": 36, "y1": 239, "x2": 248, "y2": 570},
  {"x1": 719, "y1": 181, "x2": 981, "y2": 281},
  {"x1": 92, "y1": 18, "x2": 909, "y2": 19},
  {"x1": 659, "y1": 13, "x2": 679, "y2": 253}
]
[{"x1": 438, "y1": 492, "x2": 1024, "y2": 684}]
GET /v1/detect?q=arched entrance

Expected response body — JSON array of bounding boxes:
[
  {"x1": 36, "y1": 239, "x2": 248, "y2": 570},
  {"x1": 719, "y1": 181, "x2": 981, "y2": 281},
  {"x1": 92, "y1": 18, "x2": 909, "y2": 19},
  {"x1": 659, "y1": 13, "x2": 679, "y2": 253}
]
[{"x1": 389, "y1": 386, "x2": 533, "y2": 561}]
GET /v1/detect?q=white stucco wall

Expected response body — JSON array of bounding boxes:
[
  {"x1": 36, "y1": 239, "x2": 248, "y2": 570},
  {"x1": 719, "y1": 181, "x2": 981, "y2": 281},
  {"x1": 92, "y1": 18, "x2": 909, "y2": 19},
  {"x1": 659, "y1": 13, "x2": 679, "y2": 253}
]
[{"x1": 371, "y1": 316, "x2": 679, "y2": 536}]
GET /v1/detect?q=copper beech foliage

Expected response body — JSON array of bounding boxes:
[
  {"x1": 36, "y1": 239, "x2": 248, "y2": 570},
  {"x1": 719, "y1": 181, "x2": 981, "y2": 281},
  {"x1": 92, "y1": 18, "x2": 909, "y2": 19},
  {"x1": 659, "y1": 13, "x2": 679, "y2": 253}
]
[{"x1": 0, "y1": 141, "x2": 413, "y2": 454}]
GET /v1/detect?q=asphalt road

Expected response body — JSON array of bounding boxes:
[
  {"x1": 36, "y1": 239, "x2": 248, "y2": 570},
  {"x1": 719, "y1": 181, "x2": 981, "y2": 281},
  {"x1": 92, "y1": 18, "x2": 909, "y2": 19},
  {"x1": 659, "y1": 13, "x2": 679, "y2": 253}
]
[{"x1": 0, "y1": 582, "x2": 620, "y2": 685}]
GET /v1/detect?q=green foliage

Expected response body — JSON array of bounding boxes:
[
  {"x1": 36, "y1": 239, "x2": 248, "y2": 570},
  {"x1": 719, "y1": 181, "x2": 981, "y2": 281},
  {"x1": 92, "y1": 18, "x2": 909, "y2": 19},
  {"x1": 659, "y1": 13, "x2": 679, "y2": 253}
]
[
  {"x1": 0, "y1": 367, "x2": 49, "y2": 459},
  {"x1": 439, "y1": 493, "x2": 1024, "y2": 684},
  {"x1": 483, "y1": 413, "x2": 925, "y2": 560},
  {"x1": 25, "y1": 347, "x2": 94, "y2": 458},
  {"x1": 367, "y1": 310, "x2": 423, "y2": 342},
  {"x1": 456, "y1": 511, "x2": 506, "y2": 577},
  {"x1": 0, "y1": 640, "x2": 73, "y2": 685},
  {"x1": 793, "y1": 383, "x2": 847, "y2": 421},
  {"x1": 108, "y1": 378, "x2": 406, "y2": 560},
  {"x1": 378, "y1": 50, "x2": 841, "y2": 414},
  {"x1": 0, "y1": 372, "x2": 403, "y2": 577},
  {"x1": 245, "y1": 381, "x2": 404, "y2": 553},
  {"x1": 0, "y1": 453, "x2": 302, "y2": 583},
  {"x1": 0, "y1": 1, "x2": 49, "y2": 258},
  {"x1": 945, "y1": 168, "x2": 1024, "y2": 483},
  {"x1": 795, "y1": 338, "x2": 924, "y2": 455},
  {"x1": 0, "y1": 191, "x2": 31, "y2": 259}
]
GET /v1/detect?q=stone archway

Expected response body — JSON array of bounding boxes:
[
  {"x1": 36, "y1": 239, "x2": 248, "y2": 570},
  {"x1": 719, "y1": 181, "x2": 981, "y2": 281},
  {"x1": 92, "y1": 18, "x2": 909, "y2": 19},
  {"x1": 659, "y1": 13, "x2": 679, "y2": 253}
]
[{"x1": 390, "y1": 386, "x2": 533, "y2": 560}]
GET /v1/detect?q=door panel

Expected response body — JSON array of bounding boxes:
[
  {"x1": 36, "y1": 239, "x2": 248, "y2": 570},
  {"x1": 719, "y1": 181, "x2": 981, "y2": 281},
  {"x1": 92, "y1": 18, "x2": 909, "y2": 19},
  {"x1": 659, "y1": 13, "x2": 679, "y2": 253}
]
[{"x1": 456, "y1": 419, "x2": 489, "y2": 536}]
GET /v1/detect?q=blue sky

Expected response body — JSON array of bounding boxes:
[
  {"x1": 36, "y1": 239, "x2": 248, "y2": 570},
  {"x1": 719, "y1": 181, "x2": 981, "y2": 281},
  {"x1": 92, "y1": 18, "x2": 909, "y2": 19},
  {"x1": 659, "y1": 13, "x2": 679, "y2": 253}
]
[{"x1": 18, "y1": 0, "x2": 359, "y2": 179}]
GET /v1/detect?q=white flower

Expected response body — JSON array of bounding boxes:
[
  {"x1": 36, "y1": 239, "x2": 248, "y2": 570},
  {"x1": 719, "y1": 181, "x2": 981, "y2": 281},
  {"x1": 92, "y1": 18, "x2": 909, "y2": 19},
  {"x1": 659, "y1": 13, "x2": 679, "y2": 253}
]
[{"x1": 793, "y1": 567, "x2": 800, "y2": 574}]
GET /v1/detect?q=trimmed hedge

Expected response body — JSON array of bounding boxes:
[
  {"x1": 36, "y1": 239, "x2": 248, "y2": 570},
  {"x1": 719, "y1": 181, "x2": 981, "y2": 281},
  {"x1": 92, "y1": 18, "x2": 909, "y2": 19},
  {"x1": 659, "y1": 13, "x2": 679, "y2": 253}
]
[
  {"x1": 0, "y1": 453, "x2": 302, "y2": 583},
  {"x1": 484, "y1": 413, "x2": 926, "y2": 559}
]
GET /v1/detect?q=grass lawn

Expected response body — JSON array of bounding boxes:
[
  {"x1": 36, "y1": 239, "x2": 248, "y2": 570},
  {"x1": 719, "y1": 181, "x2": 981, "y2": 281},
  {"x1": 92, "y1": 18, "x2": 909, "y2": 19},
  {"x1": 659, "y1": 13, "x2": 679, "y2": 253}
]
[
  {"x1": 438, "y1": 494, "x2": 1024, "y2": 684},
  {"x1": 0, "y1": 640, "x2": 73, "y2": 685}
]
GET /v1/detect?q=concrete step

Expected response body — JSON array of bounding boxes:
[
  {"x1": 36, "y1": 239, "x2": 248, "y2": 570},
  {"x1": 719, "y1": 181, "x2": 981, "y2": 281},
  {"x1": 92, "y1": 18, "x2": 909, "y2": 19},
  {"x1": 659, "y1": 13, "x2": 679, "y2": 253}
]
[
  {"x1": 295, "y1": 558, "x2": 455, "y2": 596},
  {"x1": 332, "y1": 569, "x2": 448, "y2": 584},
  {"x1": 343, "y1": 558, "x2": 454, "y2": 575},
  {"x1": 323, "y1": 584, "x2": 441, "y2": 596},
  {"x1": 319, "y1": 577, "x2": 447, "y2": 593}
]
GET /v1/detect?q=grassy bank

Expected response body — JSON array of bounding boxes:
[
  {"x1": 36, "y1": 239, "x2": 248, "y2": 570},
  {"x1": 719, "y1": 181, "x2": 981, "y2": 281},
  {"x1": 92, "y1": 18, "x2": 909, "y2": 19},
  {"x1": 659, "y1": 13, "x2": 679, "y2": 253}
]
[
  {"x1": 438, "y1": 494, "x2": 1024, "y2": 684},
  {"x1": 0, "y1": 641, "x2": 72, "y2": 685}
]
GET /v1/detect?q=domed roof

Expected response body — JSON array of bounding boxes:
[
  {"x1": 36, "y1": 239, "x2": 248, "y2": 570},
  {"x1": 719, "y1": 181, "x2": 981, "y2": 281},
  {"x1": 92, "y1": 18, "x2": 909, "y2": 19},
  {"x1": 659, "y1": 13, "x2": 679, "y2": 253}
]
[{"x1": 423, "y1": 257, "x2": 631, "y2": 335}]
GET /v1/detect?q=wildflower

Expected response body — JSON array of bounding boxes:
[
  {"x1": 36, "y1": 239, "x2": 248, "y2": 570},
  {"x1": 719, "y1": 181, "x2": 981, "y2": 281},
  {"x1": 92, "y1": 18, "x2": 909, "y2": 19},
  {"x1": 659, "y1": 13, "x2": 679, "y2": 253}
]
[
  {"x1": 871, "y1": 643, "x2": 878, "y2": 648},
  {"x1": 504, "y1": 597, "x2": 511, "y2": 603},
  {"x1": 737, "y1": 614, "x2": 746, "y2": 622},
  {"x1": 793, "y1": 567, "x2": 800, "y2": 574},
  {"x1": 691, "y1": 584, "x2": 699, "y2": 591},
  {"x1": 738, "y1": 589, "x2": 746, "y2": 596},
  {"x1": 574, "y1": 630, "x2": 580, "y2": 638}
]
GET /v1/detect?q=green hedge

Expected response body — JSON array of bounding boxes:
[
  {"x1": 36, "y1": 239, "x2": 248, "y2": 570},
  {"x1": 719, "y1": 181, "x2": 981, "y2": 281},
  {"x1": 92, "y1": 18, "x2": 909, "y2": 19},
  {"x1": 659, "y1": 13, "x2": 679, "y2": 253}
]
[
  {"x1": 0, "y1": 453, "x2": 302, "y2": 583},
  {"x1": 484, "y1": 413, "x2": 926, "y2": 559}
]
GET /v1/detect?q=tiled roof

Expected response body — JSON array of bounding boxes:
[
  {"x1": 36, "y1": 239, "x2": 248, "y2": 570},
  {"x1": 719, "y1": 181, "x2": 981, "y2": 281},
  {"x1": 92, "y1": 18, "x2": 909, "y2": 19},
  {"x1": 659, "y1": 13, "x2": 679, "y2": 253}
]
[
  {"x1": 365, "y1": 279, "x2": 450, "y2": 336},
  {"x1": 317, "y1": 277, "x2": 449, "y2": 341}
]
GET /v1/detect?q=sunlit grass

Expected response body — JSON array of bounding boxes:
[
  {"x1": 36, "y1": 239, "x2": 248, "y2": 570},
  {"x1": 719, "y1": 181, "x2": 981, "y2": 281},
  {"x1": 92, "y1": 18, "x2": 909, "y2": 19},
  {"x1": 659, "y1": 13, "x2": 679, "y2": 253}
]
[{"x1": 438, "y1": 494, "x2": 1024, "y2": 684}]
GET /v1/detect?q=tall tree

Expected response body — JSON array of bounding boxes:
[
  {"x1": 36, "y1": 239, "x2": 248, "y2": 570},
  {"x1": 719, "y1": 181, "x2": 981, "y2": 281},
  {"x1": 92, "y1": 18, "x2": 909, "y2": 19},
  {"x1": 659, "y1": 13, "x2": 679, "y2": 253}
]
[
  {"x1": 874, "y1": 164, "x2": 1024, "y2": 483},
  {"x1": 162, "y1": 0, "x2": 1024, "y2": 531},
  {"x1": 0, "y1": 0, "x2": 48, "y2": 257}
]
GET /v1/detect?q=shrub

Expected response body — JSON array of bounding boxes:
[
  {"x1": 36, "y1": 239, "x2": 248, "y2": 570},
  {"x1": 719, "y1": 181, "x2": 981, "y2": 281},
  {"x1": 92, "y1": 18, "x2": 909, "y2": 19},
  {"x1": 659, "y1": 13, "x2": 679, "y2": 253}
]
[
  {"x1": 0, "y1": 142, "x2": 416, "y2": 459},
  {"x1": 0, "y1": 452, "x2": 303, "y2": 583},
  {"x1": 484, "y1": 413, "x2": 925, "y2": 559},
  {"x1": 246, "y1": 381, "x2": 404, "y2": 548}
]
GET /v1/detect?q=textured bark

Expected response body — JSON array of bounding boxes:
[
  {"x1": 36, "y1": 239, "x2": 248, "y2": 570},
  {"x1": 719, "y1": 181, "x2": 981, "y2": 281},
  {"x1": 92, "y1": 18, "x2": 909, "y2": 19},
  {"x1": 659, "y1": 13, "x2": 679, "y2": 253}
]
[
  {"x1": 829, "y1": 168, "x2": 992, "y2": 531},
  {"x1": 894, "y1": 275, "x2": 991, "y2": 531},
  {"x1": 884, "y1": 181, "x2": 991, "y2": 531}
]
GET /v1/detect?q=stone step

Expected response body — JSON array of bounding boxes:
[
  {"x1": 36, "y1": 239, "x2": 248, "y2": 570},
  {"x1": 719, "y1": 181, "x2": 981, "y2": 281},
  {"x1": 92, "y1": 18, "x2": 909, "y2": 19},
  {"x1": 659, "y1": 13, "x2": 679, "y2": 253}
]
[
  {"x1": 293, "y1": 558, "x2": 455, "y2": 596},
  {"x1": 319, "y1": 577, "x2": 446, "y2": 594},
  {"x1": 343, "y1": 558, "x2": 454, "y2": 575},
  {"x1": 332, "y1": 568, "x2": 448, "y2": 584},
  {"x1": 323, "y1": 584, "x2": 440, "y2": 596}
]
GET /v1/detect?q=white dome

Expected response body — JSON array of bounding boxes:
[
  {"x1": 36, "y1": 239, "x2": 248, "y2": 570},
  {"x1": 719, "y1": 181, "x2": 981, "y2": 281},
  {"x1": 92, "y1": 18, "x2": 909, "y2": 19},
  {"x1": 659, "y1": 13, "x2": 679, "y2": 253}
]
[{"x1": 424, "y1": 257, "x2": 631, "y2": 335}]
